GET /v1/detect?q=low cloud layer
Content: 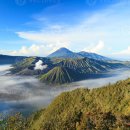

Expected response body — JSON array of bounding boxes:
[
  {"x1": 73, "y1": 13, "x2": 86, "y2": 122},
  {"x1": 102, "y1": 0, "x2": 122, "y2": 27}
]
[{"x1": 0, "y1": 65, "x2": 130, "y2": 115}]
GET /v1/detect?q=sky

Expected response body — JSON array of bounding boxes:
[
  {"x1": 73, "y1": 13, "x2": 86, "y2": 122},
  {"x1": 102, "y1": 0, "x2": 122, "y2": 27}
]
[{"x1": 0, "y1": 0, "x2": 130, "y2": 60}]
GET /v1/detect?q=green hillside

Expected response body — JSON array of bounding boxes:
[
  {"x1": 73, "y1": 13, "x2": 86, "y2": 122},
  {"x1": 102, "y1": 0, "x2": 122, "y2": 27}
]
[
  {"x1": 10, "y1": 57, "x2": 36, "y2": 74},
  {"x1": 39, "y1": 66, "x2": 80, "y2": 84},
  {"x1": 1, "y1": 79, "x2": 130, "y2": 130},
  {"x1": 10, "y1": 57, "x2": 54, "y2": 75},
  {"x1": 27, "y1": 79, "x2": 130, "y2": 130}
]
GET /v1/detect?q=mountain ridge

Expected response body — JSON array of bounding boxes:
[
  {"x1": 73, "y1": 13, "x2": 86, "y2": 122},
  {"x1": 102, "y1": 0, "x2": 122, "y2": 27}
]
[
  {"x1": 78, "y1": 51, "x2": 112, "y2": 61},
  {"x1": 10, "y1": 55, "x2": 128, "y2": 84},
  {"x1": 0, "y1": 54, "x2": 26, "y2": 65},
  {"x1": 48, "y1": 47, "x2": 112, "y2": 61},
  {"x1": 4, "y1": 47, "x2": 129, "y2": 84}
]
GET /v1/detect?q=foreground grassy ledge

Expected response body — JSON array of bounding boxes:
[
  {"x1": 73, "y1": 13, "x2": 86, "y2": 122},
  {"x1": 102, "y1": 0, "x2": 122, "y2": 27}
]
[
  {"x1": 27, "y1": 79, "x2": 130, "y2": 130},
  {"x1": 1, "y1": 79, "x2": 130, "y2": 130}
]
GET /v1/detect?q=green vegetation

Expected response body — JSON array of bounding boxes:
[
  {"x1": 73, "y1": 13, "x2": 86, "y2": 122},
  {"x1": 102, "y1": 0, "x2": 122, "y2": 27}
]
[
  {"x1": 39, "y1": 66, "x2": 80, "y2": 84},
  {"x1": 1, "y1": 78, "x2": 130, "y2": 130},
  {"x1": 39, "y1": 58, "x2": 126, "y2": 84},
  {"x1": 0, "y1": 113, "x2": 27, "y2": 130},
  {"x1": 27, "y1": 78, "x2": 130, "y2": 130},
  {"x1": 10, "y1": 57, "x2": 54, "y2": 75},
  {"x1": 56, "y1": 58, "x2": 125, "y2": 73},
  {"x1": 10, "y1": 57, "x2": 36, "y2": 74}
]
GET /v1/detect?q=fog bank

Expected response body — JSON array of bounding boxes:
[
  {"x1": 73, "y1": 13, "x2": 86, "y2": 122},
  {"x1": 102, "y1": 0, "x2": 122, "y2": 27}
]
[{"x1": 0, "y1": 65, "x2": 130, "y2": 115}]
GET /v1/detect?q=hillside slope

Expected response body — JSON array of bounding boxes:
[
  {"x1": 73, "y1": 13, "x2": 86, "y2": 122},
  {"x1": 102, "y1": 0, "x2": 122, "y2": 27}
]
[
  {"x1": 28, "y1": 79, "x2": 130, "y2": 130},
  {"x1": 10, "y1": 57, "x2": 54, "y2": 75},
  {"x1": 39, "y1": 58, "x2": 126, "y2": 84},
  {"x1": 2, "y1": 79, "x2": 130, "y2": 130},
  {"x1": 56, "y1": 58, "x2": 124, "y2": 74},
  {"x1": 39, "y1": 66, "x2": 80, "y2": 84}
]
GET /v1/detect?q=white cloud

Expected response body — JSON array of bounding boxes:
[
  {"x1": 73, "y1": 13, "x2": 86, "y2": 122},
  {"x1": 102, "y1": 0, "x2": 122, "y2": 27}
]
[
  {"x1": 1, "y1": 42, "x2": 69, "y2": 56},
  {"x1": 83, "y1": 41, "x2": 105, "y2": 53},
  {"x1": 117, "y1": 46, "x2": 130, "y2": 55},
  {"x1": 1, "y1": 1, "x2": 130, "y2": 58},
  {"x1": 15, "y1": 2, "x2": 126, "y2": 57},
  {"x1": 107, "y1": 46, "x2": 130, "y2": 60},
  {"x1": 34, "y1": 60, "x2": 48, "y2": 70},
  {"x1": 0, "y1": 45, "x2": 48, "y2": 56},
  {"x1": 112, "y1": 46, "x2": 130, "y2": 58},
  {"x1": 16, "y1": 21, "x2": 105, "y2": 47},
  {"x1": 15, "y1": 23, "x2": 105, "y2": 56},
  {"x1": 11, "y1": 44, "x2": 47, "y2": 56}
]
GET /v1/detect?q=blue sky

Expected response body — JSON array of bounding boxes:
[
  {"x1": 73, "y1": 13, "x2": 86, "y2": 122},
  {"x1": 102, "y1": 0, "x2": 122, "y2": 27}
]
[{"x1": 0, "y1": 0, "x2": 130, "y2": 60}]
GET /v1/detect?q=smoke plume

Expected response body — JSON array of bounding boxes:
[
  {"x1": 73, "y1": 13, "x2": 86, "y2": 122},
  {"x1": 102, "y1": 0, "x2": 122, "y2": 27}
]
[{"x1": 34, "y1": 60, "x2": 48, "y2": 70}]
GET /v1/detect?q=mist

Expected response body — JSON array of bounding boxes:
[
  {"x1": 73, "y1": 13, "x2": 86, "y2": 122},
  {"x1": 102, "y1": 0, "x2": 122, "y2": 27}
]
[{"x1": 0, "y1": 65, "x2": 130, "y2": 116}]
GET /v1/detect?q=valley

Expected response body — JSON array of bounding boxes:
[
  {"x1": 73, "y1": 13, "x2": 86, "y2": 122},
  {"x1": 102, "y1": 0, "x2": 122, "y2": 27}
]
[
  {"x1": 0, "y1": 64, "x2": 130, "y2": 116},
  {"x1": 1, "y1": 1, "x2": 130, "y2": 129},
  {"x1": 0, "y1": 64, "x2": 130, "y2": 130}
]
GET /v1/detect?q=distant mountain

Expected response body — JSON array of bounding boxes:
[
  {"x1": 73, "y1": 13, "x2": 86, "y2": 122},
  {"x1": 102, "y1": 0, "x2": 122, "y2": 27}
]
[
  {"x1": 48, "y1": 47, "x2": 83, "y2": 59},
  {"x1": 48, "y1": 47, "x2": 112, "y2": 61},
  {"x1": 0, "y1": 54, "x2": 26, "y2": 65},
  {"x1": 10, "y1": 56, "x2": 127, "y2": 84},
  {"x1": 78, "y1": 51, "x2": 111, "y2": 61}
]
